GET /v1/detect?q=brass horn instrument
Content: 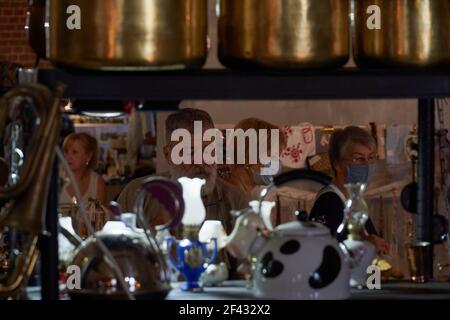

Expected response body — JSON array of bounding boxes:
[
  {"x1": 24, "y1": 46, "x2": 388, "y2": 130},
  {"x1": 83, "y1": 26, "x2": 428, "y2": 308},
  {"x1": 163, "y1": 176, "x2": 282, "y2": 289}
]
[{"x1": 0, "y1": 83, "x2": 61, "y2": 299}]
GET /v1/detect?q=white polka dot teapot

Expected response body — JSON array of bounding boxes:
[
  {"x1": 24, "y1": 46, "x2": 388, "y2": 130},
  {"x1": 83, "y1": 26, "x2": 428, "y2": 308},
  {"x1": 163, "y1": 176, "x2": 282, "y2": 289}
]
[{"x1": 225, "y1": 169, "x2": 351, "y2": 300}]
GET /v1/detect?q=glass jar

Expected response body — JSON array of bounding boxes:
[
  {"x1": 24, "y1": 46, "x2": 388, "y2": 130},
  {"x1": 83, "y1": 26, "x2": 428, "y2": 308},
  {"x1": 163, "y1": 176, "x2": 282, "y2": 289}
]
[{"x1": 343, "y1": 183, "x2": 369, "y2": 240}]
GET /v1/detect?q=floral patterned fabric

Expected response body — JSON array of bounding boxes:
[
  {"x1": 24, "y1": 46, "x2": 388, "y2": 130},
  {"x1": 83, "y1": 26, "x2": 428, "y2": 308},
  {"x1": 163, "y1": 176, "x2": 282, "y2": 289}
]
[{"x1": 281, "y1": 123, "x2": 316, "y2": 168}]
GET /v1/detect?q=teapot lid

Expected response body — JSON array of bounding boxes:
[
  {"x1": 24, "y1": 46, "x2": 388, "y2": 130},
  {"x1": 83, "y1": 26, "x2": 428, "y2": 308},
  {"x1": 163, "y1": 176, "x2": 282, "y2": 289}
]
[{"x1": 275, "y1": 221, "x2": 331, "y2": 237}]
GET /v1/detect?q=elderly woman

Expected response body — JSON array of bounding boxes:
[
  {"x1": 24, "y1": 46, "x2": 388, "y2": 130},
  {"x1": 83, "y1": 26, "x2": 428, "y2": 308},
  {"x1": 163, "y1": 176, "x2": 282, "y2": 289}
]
[{"x1": 309, "y1": 126, "x2": 389, "y2": 253}]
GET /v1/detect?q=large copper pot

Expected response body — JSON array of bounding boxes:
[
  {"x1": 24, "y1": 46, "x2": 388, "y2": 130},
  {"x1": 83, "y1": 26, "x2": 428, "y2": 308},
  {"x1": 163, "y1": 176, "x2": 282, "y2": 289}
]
[
  {"x1": 47, "y1": 0, "x2": 208, "y2": 70},
  {"x1": 218, "y1": 0, "x2": 350, "y2": 69},
  {"x1": 353, "y1": 0, "x2": 450, "y2": 68}
]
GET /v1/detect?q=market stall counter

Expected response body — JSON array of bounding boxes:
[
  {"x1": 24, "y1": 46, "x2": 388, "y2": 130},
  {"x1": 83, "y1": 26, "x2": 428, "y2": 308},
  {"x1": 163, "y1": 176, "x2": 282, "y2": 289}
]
[{"x1": 26, "y1": 280, "x2": 450, "y2": 300}]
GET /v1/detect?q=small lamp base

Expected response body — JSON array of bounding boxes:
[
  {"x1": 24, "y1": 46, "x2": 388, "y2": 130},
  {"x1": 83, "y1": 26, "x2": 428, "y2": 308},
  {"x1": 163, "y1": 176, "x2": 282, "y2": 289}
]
[{"x1": 181, "y1": 282, "x2": 203, "y2": 292}]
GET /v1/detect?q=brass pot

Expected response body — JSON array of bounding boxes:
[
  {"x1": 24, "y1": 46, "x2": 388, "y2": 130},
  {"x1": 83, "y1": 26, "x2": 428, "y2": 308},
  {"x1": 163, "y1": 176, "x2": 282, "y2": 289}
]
[
  {"x1": 218, "y1": 0, "x2": 350, "y2": 69},
  {"x1": 47, "y1": 0, "x2": 208, "y2": 70},
  {"x1": 353, "y1": 0, "x2": 450, "y2": 68}
]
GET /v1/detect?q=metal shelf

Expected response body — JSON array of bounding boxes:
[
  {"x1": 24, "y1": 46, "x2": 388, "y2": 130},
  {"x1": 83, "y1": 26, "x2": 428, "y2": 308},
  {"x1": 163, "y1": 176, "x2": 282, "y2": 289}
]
[
  {"x1": 35, "y1": 66, "x2": 441, "y2": 300},
  {"x1": 38, "y1": 68, "x2": 450, "y2": 102}
]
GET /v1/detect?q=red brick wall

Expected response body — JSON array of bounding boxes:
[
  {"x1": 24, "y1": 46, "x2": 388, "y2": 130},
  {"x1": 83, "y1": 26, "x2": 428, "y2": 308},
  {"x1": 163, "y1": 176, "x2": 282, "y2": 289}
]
[{"x1": 0, "y1": 0, "x2": 48, "y2": 67}]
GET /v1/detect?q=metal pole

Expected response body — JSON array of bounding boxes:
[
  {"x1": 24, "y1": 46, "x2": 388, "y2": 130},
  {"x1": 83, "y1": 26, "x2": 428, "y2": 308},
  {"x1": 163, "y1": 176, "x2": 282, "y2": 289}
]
[
  {"x1": 417, "y1": 98, "x2": 435, "y2": 278},
  {"x1": 39, "y1": 158, "x2": 60, "y2": 300}
]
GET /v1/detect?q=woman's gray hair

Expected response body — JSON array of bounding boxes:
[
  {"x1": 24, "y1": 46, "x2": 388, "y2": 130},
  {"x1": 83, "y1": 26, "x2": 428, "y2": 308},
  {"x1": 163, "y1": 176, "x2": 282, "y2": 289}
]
[{"x1": 329, "y1": 126, "x2": 377, "y2": 169}]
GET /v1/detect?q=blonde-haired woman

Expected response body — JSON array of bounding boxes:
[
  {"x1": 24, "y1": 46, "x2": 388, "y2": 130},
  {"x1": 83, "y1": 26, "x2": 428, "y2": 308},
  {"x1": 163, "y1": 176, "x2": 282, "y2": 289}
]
[{"x1": 59, "y1": 132, "x2": 107, "y2": 236}]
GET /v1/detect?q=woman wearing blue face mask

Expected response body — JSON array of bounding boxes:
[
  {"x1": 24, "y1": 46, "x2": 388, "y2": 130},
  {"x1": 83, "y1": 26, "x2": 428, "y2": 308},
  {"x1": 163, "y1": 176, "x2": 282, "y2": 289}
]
[{"x1": 309, "y1": 126, "x2": 389, "y2": 254}]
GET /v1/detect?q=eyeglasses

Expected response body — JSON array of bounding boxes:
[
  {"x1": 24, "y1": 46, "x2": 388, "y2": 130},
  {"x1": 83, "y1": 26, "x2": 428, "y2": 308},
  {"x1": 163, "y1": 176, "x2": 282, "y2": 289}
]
[{"x1": 345, "y1": 154, "x2": 377, "y2": 165}]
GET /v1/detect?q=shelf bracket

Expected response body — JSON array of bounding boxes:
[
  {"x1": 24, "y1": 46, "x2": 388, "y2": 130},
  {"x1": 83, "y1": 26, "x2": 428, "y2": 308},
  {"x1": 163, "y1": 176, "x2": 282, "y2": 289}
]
[{"x1": 417, "y1": 98, "x2": 435, "y2": 278}]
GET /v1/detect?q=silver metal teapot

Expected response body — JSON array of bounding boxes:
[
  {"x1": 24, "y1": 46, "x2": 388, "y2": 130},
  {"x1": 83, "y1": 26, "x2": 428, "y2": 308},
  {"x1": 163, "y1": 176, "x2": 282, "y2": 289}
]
[{"x1": 61, "y1": 177, "x2": 185, "y2": 300}]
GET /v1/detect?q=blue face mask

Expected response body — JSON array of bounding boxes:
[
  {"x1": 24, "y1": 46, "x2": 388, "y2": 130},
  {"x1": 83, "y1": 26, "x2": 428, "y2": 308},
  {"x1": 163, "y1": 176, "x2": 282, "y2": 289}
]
[{"x1": 344, "y1": 164, "x2": 376, "y2": 184}]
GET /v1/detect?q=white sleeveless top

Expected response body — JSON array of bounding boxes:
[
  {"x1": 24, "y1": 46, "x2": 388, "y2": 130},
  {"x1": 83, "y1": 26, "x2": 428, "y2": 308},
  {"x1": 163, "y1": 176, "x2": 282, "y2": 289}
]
[
  {"x1": 59, "y1": 172, "x2": 111, "y2": 238},
  {"x1": 59, "y1": 172, "x2": 99, "y2": 209}
]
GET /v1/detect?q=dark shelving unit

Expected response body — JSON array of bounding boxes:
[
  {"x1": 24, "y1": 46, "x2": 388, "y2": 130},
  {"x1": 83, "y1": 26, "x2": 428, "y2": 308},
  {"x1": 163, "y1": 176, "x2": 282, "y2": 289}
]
[
  {"x1": 37, "y1": 67, "x2": 448, "y2": 300},
  {"x1": 39, "y1": 68, "x2": 450, "y2": 101}
]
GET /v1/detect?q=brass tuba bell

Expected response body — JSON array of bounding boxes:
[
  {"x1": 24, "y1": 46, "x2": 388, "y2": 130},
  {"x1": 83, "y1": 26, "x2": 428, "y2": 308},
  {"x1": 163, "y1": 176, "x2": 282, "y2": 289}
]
[{"x1": 0, "y1": 83, "x2": 61, "y2": 299}]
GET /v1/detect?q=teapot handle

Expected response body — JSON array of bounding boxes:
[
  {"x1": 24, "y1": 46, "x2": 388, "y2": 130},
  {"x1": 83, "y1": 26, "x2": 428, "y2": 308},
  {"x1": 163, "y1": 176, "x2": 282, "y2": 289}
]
[
  {"x1": 257, "y1": 169, "x2": 331, "y2": 225},
  {"x1": 272, "y1": 169, "x2": 331, "y2": 188}
]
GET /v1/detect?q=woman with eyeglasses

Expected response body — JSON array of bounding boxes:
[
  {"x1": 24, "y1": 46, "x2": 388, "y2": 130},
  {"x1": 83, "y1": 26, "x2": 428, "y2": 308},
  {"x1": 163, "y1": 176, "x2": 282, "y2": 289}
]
[{"x1": 309, "y1": 126, "x2": 389, "y2": 254}]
